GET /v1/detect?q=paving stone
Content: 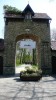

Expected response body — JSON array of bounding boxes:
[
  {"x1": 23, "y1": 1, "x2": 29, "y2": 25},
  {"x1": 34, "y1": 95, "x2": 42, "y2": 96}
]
[{"x1": 0, "y1": 75, "x2": 56, "y2": 100}]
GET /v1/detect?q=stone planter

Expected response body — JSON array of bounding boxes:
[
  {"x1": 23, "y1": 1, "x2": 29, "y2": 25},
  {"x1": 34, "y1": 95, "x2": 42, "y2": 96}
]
[{"x1": 20, "y1": 72, "x2": 42, "y2": 81}]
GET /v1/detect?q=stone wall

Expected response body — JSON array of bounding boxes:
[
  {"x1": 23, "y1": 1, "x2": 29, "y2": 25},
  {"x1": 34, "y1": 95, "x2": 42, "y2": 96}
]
[{"x1": 3, "y1": 19, "x2": 52, "y2": 75}]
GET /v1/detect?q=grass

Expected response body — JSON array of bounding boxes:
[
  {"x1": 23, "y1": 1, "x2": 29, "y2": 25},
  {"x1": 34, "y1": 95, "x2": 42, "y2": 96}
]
[{"x1": 16, "y1": 58, "x2": 21, "y2": 66}]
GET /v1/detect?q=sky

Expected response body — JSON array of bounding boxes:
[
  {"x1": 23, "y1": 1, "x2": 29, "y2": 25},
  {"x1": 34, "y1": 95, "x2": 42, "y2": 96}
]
[{"x1": 0, "y1": 0, "x2": 56, "y2": 39}]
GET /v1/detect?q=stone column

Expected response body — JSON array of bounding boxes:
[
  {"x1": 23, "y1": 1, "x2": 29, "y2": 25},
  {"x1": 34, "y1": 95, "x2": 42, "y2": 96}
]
[
  {"x1": 41, "y1": 42, "x2": 52, "y2": 74},
  {"x1": 36, "y1": 39, "x2": 42, "y2": 69},
  {"x1": 3, "y1": 41, "x2": 15, "y2": 75}
]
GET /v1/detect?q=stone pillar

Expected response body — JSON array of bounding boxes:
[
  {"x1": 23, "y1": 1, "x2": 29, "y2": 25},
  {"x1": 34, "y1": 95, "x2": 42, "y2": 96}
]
[
  {"x1": 36, "y1": 39, "x2": 42, "y2": 69},
  {"x1": 41, "y1": 42, "x2": 52, "y2": 74},
  {"x1": 3, "y1": 41, "x2": 15, "y2": 75}
]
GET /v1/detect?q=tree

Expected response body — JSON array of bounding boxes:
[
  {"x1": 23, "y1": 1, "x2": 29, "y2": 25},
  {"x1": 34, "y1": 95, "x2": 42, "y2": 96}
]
[
  {"x1": 51, "y1": 29, "x2": 56, "y2": 41},
  {"x1": 33, "y1": 49, "x2": 37, "y2": 65},
  {"x1": 3, "y1": 5, "x2": 22, "y2": 14}
]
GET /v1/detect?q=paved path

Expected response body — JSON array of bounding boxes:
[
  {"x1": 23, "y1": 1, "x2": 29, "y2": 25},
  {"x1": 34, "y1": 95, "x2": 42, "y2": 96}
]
[{"x1": 0, "y1": 74, "x2": 56, "y2": 100}]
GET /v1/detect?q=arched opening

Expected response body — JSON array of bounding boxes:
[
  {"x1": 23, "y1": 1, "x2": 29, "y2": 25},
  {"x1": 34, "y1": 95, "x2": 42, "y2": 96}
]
[
  {"x1": 16, "y1": 39, "x2": 36, "y2": 65},
  {"x1": 0, "y1": 56, "x2": 3, "y2": 75},
  {"x1": 52, "y1": 56, "x2": 56, "y2": 74},
  {"x1": 15, "y1": 34, "x2": 41, "y2": 74}
]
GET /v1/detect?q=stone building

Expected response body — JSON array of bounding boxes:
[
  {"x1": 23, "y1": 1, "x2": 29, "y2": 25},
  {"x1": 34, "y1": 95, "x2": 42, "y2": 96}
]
[
  {"x1": 0, "y1": 4, "x2": 53, "y2": 75},
  {"x1": 51, "y1": 41, "x2": 56, "y2": 74},
  {"x1": 0, "y1": 39, "x2": 4, "y2": 75}
]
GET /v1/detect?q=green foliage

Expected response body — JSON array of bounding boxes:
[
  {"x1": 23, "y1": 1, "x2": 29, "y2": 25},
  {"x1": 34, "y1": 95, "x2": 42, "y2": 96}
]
[
  {"x1": 25, "y1": 66, "x2": 38, "y2": 73},
  {"x1": 22, "y1": 49, "x2": 26, "y2": 63},
  {"x1": 3, "y1": 5, "x2": 22, "y2": 14},
  {"x1": 21, "y1": 72, "x2": 39, "y2": 77},
  {"x1": 33, "y1": 49, "x2": 37, "y2": 65},
  {"x1": 21, "y1": 65, "x2": 42, "y2": 75},
  {"x1": 32, "y1": 65, "x2": 39, "y2": 70},
  {"x1": 26, "y1": 68, "x2": 36, "y2": 74},
  {"x1": 22, "y1": 49, "x2": 32, "y2": 64},
  {"x1": 16, "y1": 58, "x2": 20, "y2": 66},
  {"x1": 20, "y1": 67, "x2": 42, "y2": 77}
]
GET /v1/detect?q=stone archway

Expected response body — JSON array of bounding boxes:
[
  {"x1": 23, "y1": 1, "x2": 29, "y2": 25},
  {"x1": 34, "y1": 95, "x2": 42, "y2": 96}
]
[
  {"x1": 3, "y1": 4, "x2": 52, "y2": 75},
  {"x1": 4, "y1": 33, "x2": 41, "y2": 75},
  {"x1": 15, "y1": 33, "x2": 41, "y2": 67}
]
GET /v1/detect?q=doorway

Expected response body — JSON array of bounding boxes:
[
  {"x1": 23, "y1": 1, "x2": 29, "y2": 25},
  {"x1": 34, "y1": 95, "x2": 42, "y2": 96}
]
[
  {"x1": 52, "y1": 56, "x2": 56, "y2": 74},
  {"x1": 15, "y1": 39, "x2": 37, "y2": 74},
  {"x1": 0, "y1": 56, "x2": 3, "y2": 75}
]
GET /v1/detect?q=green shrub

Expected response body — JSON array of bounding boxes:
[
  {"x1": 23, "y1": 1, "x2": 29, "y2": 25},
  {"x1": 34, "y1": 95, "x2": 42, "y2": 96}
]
[
  {"x1": 3, "y1": 5, "x2": 22, "y2": 14},
  {"x1": 20, "y1": 66, "x2": 42, "y2": 77}
]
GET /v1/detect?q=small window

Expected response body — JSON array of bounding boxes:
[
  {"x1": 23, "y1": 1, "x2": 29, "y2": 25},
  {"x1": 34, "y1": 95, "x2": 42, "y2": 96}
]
[{"x1": 25, "y1": 13, "x2": 31, "y2": 19}]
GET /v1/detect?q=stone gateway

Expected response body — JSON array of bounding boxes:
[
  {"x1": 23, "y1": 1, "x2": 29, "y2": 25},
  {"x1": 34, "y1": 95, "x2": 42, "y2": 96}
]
[{"x1": 0, "y1": 4, "x2": 52, "y2": 75}]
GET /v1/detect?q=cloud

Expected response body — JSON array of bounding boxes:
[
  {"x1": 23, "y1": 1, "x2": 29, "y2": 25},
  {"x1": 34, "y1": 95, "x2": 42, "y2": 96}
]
[{"x1": 49, "y1": 0, "x2": 55, "y2": 2}]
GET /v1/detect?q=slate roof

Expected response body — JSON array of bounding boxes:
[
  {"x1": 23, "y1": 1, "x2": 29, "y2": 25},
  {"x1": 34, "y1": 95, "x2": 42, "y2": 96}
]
[
  {"x1": 4, "y1": 4, "x2": 51, "y2": 20},
  {"x1": 51, "y1": 41, "x2": 56, "y2": 50},
  {"x1": 22, "y1": 4, "x2": 34, "y2": 16},
  {"x1": 5, "y1": 13, "x2": 51, "y2": 20},
  {"x1": 32, "y1": 13, "x2": 51, "y2": 20}
]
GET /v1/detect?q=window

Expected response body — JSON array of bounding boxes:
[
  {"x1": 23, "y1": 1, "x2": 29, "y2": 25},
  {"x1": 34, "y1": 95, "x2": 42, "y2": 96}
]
[{"x1": 25, "y1": 13, "x2": 31, "y2": 19}]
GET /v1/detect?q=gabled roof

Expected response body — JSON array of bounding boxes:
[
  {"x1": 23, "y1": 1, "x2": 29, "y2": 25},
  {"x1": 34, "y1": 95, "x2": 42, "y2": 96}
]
[
  {"x1": 22, "y1": 4, "x2": 34, "y2": 16},
  {"x1": 4, "y1": 4, "x2": 51, "y2": 20},
  {"x1": 5, "y1": 13, "x2": 51, "y2": 20},
  {"x1": 32, "y1": 13, "x2": 51, "y2": 20}
]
